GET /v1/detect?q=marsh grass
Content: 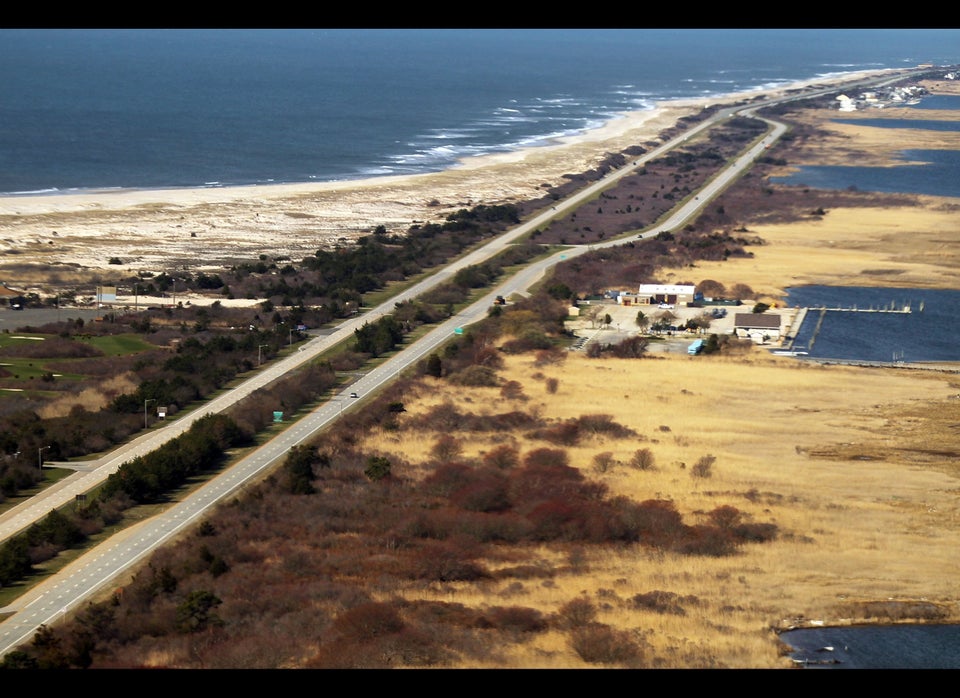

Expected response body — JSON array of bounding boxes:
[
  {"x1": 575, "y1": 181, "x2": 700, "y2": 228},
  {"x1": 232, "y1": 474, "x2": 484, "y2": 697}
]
[{"x1": 359, "y1": 348, "x2": 960, "y2": 667}]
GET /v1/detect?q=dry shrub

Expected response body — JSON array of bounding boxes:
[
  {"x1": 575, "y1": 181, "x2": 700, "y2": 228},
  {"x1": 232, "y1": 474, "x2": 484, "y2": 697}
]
[
  {"x1": 733, "y1": 522, "x2": 778, "y2": 543},
  {"x1": 447, "y1": 365, "x2": 500, "y2": 387},
  {"x1": 545, "y1": 376, "x2": 559, "y2": 394},
  {"x1": 430, "y1": 434, "x2": 463, "y2": 462},
  {"x1": 569, "y1": 624, "x2": 647, "y2": 666},
  {"x1": 557, "y1": 598, "x2": 598, "y2": 628},
  {"x1": 421, "y1": 462, "x2": 476, "y2": 497},
  {"x1": 411, "y1": 540, "x2": 492, "y2": 582},
  {"x1": 482, "y1": 443, "x2": 520, "y2": 470},
  {"x1": 332, "y1": 601, "x2": 405, "y2": 643},
  {"x1": 449, "y1": 472, "x2": 510, "y2": 513},
  {"x1": 491, "y1": 564, "x2": 554, "y2": 581},
  {"x1": 618, "y1": 498, "x2": 686, "y2": 548},
  {"x1": 521, "y1": 447, "x2": 569, "y2": 469},
  {"x1": 691, "y1": 454, "x2": 716, "y2": 478},
  {"x1": 403, "y1": 600, "x2": 484, "y2": 628},
  {"x1": 629, "y1": 590, "x2": 695, "y2": 615},
  {"x1": 500, "y1": 379, "x2": 525, "y2": 400},
  {"x1": 533, "y1": 347, "x2": 567, "y2": 366},
  {"x1": 674, "y1": 524, "x2": 738, "y2": 557},
  {"x1": 842, "y1": 600, "x2": 949, "y2": 622},
  {"x1": 402, "y1": 506, "x2": 530, "y2": 544},
  {"x1": 576, "y1": 413, "x2": 637, "y2": 438},
  {"x1": 630, "y1": 448, "x2": 656, "y2": 470},
  {"x1": 608, "y1": 335, "x2": 649, "y2": 358},
  {"x1": 529, "y1": 420, "x2": 581, "y2": 445},
  {"x1": 478, "y1": 606, "x2": 548, "y2": 633},
  {"x1": 592, "y1": 451, "x2": 616, "y2": 473}
]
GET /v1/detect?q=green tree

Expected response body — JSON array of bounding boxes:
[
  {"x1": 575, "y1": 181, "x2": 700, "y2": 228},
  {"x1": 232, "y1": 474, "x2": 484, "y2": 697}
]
[
  {"x1": 635, "y1": 310, "x2": 649, "y2": 332},
  {"x1": 365, "y1": 455, "x2": 392, "y2": 482},
  {"x1": 176, "y1": 590, "x2": 223, "y2": 633},
  {"x1": 0, "y1": 537, "x2": 32, "y2": 586},
  {"x1": 425, "y1": 353, "x2": 443, "y2": 378},
  {"x1": 283, "y1": 444, "x2": 318, "y2": 495}
]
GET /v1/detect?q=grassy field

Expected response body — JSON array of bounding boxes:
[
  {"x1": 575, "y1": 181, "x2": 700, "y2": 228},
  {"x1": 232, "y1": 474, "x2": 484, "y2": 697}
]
[{"x1": 356, "y1": 344, "x2": 960, "y2": 667}]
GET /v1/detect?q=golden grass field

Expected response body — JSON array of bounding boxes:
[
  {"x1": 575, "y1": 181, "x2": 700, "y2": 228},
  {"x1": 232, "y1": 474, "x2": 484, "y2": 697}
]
[{"x1": 358, "y1": 352, "x2": 960, "y2": 668}]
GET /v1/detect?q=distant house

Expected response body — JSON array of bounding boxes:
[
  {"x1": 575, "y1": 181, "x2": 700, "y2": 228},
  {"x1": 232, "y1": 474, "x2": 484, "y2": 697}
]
[
  {"x1": 0, "y1": 284, "x2": 23, "y2": 308},
  {"x1": 734, "y1": 312, "x2": 781, "y2": 343},
  {"x1": 836, "y1": 94, "x2": 856, "y2": 112}
]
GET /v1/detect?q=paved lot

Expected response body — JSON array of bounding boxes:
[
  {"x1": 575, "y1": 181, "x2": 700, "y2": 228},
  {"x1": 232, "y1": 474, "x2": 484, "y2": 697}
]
[
  {"x1": 568, "y1": 301, "x2": 798, "y2": 354},
  {"x1": 0, "y1": 306, "x2": 106, "y2": 330}
]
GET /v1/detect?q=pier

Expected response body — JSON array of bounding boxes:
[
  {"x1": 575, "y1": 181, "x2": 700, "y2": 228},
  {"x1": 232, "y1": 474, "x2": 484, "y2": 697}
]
[{"x1": 781, "y1": 301, "x2": 918, "y2": 354}]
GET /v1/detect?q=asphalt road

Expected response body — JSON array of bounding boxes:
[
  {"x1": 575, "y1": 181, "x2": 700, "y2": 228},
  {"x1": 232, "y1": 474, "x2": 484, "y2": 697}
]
[{"x1": 0, "y1": 68, "x2": 924, "y2": 658}]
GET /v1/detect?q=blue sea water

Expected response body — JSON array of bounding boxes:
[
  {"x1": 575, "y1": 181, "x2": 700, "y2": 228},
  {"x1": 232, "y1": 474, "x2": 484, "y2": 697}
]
[
  {"x1": 0, "y1": 28, "x2": 958, "y2": 196},
  {"x1": 785, "y1": 286, "x2": 960, "y2": 363},
  {"x1": 781, "y1": 624, "x2": 960, "y2": 669}
]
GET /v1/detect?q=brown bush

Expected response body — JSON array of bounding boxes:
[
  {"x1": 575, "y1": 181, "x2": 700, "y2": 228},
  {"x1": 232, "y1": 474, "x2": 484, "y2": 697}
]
[
  {"x1": 533, "y1": 347, "x2": 567, "y2": 366},
  {"x1": 576, "y1": 413, "x2": 637, "y2": 438},
  {"x1": 592, "y1": 451, "x2": 616, "y2": 473},
  {"x1": 478, "y1": 606, "x2": 548, "y2": 633},
  {"x1": 629, "y1": 590, "x2": 693, "y2": 615},
  {"x1": 447, "y1": 365, "x2": 500, "y2": 387},
  {"x1": 557, "y1": 598, "x2": 597, "y2": 629},
  {"x1": 569, "y1": 624, "x2": 647, "y2": 666},
  {"x1": 482, "y1": 443, "x2": 520, "y2": 470},
  {"x1": 733, "y1": 522, "x2": 778, "y2": 543},
  {"x1": 691, "y1": 454, "x2": 716, "y2": 478},
  {"x1": 617, "y1": 498, "x2": 687, "y2": 548},
  {"x1": 529, "y1": 420, "x2": 581, "y2": 445},
  {"x1": 430, "y1": 434, "x2": 464, "y2": 462},
  {"x1": 449, "y1": 472, "x2": 510, "y2": 513},
  {"x1": 521, "y1": 448, "x2": 570, "y2": 469},
  {"x1": 630, "y1": 448, "x2": 656, "y2": 470},
  {"x1": 332, "y1": 601, "x2": 405, "y2": 643},
  {"x1": 411, "y1": 540, "x2": 491, "y2": 582},
  {"x1": 675, "y1": 524, "x2": 738, "y2": 557}
]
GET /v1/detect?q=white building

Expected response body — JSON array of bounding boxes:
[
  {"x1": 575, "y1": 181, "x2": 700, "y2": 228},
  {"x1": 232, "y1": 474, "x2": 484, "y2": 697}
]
[{"x1": 637, "y1": 284, "x2": 696, "y2": 306}]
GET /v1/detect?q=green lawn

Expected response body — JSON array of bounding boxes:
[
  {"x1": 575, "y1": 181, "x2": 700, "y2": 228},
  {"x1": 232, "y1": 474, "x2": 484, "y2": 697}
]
[{"x1": 0, "y1": 332, "x2": 157, "y2": 396}]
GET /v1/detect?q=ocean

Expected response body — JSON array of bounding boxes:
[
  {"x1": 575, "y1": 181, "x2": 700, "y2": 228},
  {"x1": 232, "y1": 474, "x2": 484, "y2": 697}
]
[{"x1": 0, "y1": 28, "x2": 958, "y2": 196}]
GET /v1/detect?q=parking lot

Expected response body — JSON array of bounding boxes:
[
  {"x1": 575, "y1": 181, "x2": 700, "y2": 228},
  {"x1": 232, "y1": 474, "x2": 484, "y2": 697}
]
[{"x1": 567, "y1": 300, "x2": 797, "y2": 354}]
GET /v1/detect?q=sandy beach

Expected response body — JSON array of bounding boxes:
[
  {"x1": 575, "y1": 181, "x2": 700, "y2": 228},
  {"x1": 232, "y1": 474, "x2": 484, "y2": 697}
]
[{"x1": 0, "y1": 69, "x2": 908, "y2": 291}]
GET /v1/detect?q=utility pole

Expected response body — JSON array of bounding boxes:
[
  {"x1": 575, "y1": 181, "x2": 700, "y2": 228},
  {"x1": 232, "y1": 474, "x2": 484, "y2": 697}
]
[{"x1": 38, "y1": 445, "x2": 50, "y2": 472}]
